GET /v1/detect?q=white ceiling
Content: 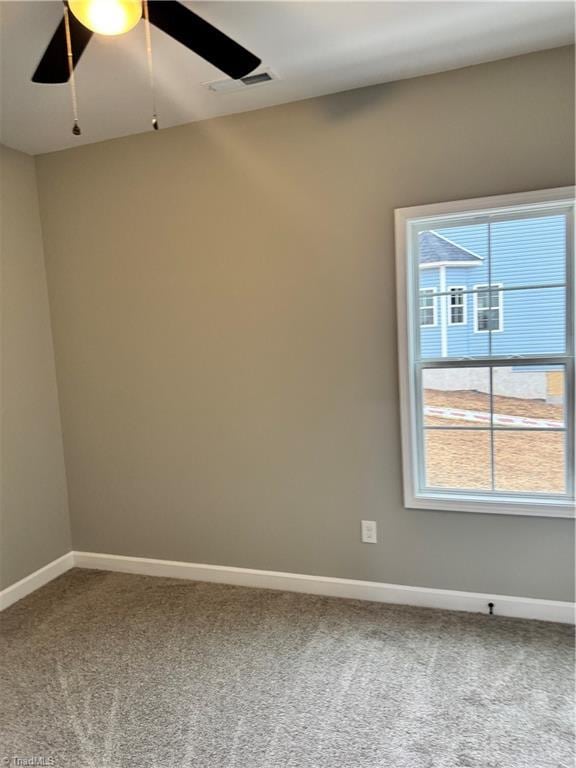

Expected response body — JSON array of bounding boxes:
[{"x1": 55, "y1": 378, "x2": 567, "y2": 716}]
[{"x1": 1, "y1": 1, "x2": 573, "y2": 155}]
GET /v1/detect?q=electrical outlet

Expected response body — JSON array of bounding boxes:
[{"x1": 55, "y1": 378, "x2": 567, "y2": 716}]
[{"x1": 361, "y1": 520, "x2": 377, "y2": 544}]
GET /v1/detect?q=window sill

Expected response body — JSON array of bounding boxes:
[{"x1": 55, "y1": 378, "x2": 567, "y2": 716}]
[{"x1": 406, "y1": 491, "x2": 575, "y2": 518}]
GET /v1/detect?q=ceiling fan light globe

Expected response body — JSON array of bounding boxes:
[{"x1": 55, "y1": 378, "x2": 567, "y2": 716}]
[{"x1": 68, "y1": 0, "x2": 142, "y2": 36}]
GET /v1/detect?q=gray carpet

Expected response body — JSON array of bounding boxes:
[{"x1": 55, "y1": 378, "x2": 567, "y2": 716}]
[{"x1": 0, "y1": 569, "x2": 574, "y2": 768}]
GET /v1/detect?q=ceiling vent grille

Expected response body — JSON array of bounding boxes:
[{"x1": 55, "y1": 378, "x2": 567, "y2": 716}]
[
  {"x1": 204, "y1": 69, "x2": 277, "y2": 93},
  {"x1": 240, "y1": 72, "x2": 273, "y2": 86}
]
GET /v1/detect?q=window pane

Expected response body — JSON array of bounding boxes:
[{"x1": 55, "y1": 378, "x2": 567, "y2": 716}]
[
  {"x1": 418, "y1": 224, "x2": 488, "y2": 295},
  {"x1": 423, "y1": 368, "x2": 490, "y2": 426},
  {"x1": 421, "y1": 308, "x2": 434, "y2": 326},
  {"x1": 477, "y1": 289, "x2": 490, "y2": 310},
  {"x1": 477, "y1": 308, "x2": 500, "y2": 332},
  {"x1": 490, "y1": 215, "x2": 566, "y2": 288},
  {"x1": 492, "y1": 366, "x2": 565, "y2": 428},
  {"x1": 474, "y1": 285, "x2": 502, "y2": 333},
  {"x1": 448, "y1": 288, "x2": 465, "y2": 325},
  {"x1": 419, "y1": 289, "x2": 436, "y2": 326},
  {"x1": 490, "y1": 286, "x2": 566, "y2": 356},
  {"x1": 451, "y1": 306, "x2": 464, "y2": 324},
  {"x1": 494, "y1": 431, "x2": 566, "y2": 494},
  {"x1": 419, "y1": 294, "x2": 490, "y2": 359},
  {"x1": 424, "y1": 429, "x2": 491, "y2": 490},
  {"x1": 421, "y1": 285, "x2": 566, "y2": 359},
  {"x1": 416, "y1": 215, "x2": 567, "y2": 361}
]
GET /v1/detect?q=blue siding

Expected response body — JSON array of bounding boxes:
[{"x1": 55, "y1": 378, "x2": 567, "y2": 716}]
[
  {"x1": 490, "y1": 216, "x2": 566, "y2": 287},
  {"x1": 419, "y1": 216, "x2": 566, "y2": 359}
]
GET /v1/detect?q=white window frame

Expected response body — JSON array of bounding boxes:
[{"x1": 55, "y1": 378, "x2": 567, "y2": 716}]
[
  {"x1": 473, "y1": 283, "x2": 503, "y2": 333},
  {"x1": 419, "y1": 288, "x2": 437, "y2": 327},
  {"x1": 395, "y1": 187, "x2": 575, "y2": 518},
  {"x1": 448, "y1": 286, "x2": 467, "y2": 326}
]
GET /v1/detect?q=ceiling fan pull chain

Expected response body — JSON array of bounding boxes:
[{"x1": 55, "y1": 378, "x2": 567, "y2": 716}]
[
  {"x1": 143, "y1": 0, "x2": 159, "y2": 130},
  {"x1": 63, "y1": 2, "x2": 81, "y2": 135}
]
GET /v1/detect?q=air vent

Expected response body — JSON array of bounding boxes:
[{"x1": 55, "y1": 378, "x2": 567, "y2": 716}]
[
  {"x1": 204, "y1": 69, "x2": 277, "y2": 93},
  {"x1": 240, "y1": 72, "x2": 273, "y2": 86}
]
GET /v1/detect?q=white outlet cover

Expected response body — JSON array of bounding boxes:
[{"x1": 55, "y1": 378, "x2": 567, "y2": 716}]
[{"x1": 361, "y1": 520, "x2": 377, "y2": 544}]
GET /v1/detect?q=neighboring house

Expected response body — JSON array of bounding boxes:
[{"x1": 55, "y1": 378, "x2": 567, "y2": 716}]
[{"x1": 419, "y1": 216, "x2": 566, "y2": 403}]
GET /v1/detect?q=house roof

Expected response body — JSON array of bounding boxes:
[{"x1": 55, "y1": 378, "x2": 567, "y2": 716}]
[{"x1": 419, "y1": 231, "x2": 483, "y2": 266}]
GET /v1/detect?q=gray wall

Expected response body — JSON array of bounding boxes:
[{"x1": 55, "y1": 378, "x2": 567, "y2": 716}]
[
  {"x1": 36, "y1": 47, "x2": 575, "y2": 601},
  {"x1": 0, "y1": 145, "x2": 71, "y2": 589}
]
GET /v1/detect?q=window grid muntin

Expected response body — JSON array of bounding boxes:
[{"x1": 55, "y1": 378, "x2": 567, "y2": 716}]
[{"x1": 415, "y1": 282, "x2": 567, "y2": 302}]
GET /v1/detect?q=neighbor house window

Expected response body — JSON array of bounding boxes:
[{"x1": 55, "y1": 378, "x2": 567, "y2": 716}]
[
  {"x1": 448, "y1": 286, "x2": 466, "y2": 325},
  {"x1": 474, "y1": 284, "x2": 502, "y2": 332},
  {"x1": 420, "y1": 288, "x2": 436, "y2": 327},
  {"x1": 395, "y1": 188, "x2": 575, "y2": 517}
]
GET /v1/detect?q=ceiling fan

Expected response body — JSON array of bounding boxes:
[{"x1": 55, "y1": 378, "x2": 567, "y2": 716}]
[{"x1": 32, "y1": 0, "x2": 262, "y2": 84}]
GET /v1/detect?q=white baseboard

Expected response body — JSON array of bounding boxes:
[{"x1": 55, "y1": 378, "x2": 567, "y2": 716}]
[
  {"x1": 2, "y1": 550, "x2": 572, "y2": 623},
  {"x1": 0, "y1": 552, "x2": 74, "y2": 611},
  {"x1": 73, "y1": 551, "x2": 575, "y2": 624}
]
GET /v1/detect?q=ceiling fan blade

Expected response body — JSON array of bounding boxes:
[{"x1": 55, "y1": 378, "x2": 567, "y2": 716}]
[
  {"x1": 32, "y1": 12, "x2": 93, "y2": 84},
  {"x1": 147, "y1": 1, "x2": 261, "y2": 80}
]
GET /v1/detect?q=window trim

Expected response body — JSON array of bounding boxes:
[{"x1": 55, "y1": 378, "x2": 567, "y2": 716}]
[
  {"x1": 473, "y1": 283, "x2": 503, "y2": 333},
  {"x1": 419, "y1": 287, "x2": 437, "y2": 327},
  {"x1": 447, "y1": 285, "x2": 467, "y2": 326},
  {"x1": 395, "y1": 187, "x2": 575, "y2": 518}
]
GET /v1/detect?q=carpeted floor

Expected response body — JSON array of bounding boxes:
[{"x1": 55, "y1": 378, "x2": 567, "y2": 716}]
[{"x1": 1, "y1": 569, "x2": 574, "y2": 768}]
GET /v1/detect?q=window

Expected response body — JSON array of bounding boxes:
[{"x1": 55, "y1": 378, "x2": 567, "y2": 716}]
[
  {"x1": 448, "y1": 287, "x2": 466, "y2": 325},
  {"x1": 395, "y1": 188, "x2": 575, "y2": 517},
  {"x1": 474, "y1": 284, "x2": 502, "y2": 332},
  {"x1": 420, "y1": 288, "x2": 436, "y2": 327}
]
